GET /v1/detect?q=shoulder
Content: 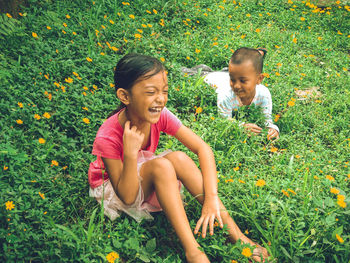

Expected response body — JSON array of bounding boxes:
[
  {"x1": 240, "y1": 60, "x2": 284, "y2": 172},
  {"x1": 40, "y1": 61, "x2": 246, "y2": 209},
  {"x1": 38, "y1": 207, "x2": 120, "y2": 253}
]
[
  {"x1": 95, "y1": 113, "x2": 123, "y2": 139},
  {"x1": 159, "y1": 107, "x2": 181, "y2": 123},
  {"x1": 256, "y1": 84, "x2": 271, "y2": 98},
  {"x1": 157, "y1": 107, "x2": 182, "y2": 135}
]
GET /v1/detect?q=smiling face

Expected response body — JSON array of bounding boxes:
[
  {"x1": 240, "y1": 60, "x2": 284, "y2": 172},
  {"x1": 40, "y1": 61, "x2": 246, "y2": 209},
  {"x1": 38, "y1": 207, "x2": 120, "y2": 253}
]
[
  {"x1": 228, "y1": 60, "x2": 264, "y2": 105},
  {"x1": 121, "y1": 70, "x2": 168, "y2": 125}
]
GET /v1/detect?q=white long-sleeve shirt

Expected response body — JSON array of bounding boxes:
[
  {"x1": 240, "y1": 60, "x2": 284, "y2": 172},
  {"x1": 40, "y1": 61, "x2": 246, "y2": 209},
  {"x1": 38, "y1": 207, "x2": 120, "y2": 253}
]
[{"x1": 204, "y1": 71, "x2": 279, "y2": 132}]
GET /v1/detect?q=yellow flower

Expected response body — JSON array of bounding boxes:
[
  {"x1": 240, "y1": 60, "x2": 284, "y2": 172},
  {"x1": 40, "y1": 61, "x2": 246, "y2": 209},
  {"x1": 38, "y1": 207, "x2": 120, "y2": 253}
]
[
  {"x1": 66, "y1": 14, "x2": 71, "y2": 19},
  {"x1": 106, "y1": 251, "x2": 119, "y2": 263},
  {"x1": 32, "y1": 32, "x2": 38, "y2": 38},
  {"x1": 65, "y1": 77, "x2": 73, "y2": 83},
  {"x1": 255, "y1": 28, "x2": 261, "y2": 33},
  {"x1": 18, "y1": 102, "x2": 23, "y2": 108},
  {"x1": 233, "y1": 166, "x2": 240, "y2": 171},
  {"x1": 46, "y1": 26, "x2": 51, "y2": 30},
  {"x1": 16, "y1": 119, "x2": 23, "y2": 124},
  {"x1": 246, "y1": 14, "x2": 251, "y2": 17},
  {"x1": 274, "y1": 114, "x2": 281, "y2": 122},
  {"x1": 292, "y1": 38, "x2": 297, "y2": 44},
  {"x1": 326, "y1": 175, "x2": 335, "y2": 181},
  {"x1": 153, "y1": 9, "x2": 158, "y2": 14},
  {"x1": 86, "y1": 57, "x2": 92, "y2": 62},
  {"x1": 231, "y1": 260, "x2": 238, "y2": 263},
  {"x1": 6, "y1": 13, "x2": 12, "y2": 18},
  {"x1": 337, "y1": 195, "x2": 345, "y2": 201},
  {"x1": 336, "y1": 234, "x2": 344, "y2": 243},
  {"x1": 109, "y1": 19, "x2": 114, "y2": 24},
  {"x1": 256, "y1": 179, "x2": 266, "y2": 187},
  {"x1": 241, "y1": 34, "x2": 246, "y2": 39},
  {"x1": 82, "y1": 107, "x2": 88, "y2": 111},
  {"x1": 39, "y1": 192, "x2": 45, "y2": 199},
  {"x1": 63, "y1": 22, "x2": 67, "y2": 27},
  {"x1": 287, "y1": 189, "x2": 296, "y2": 195},
  {"x1": 195, "y1": 48, "x2": 201, "y2": 53},
  {"x1": 300, "y1": 17, "x2": 305, "y2": 21},
  {"x1": 134, "y1": 33, "x2": 142, "y2": 39},
  {"x1": 83, "y1": 118, "x2": 90, "y2": 124},
  {"x1": 38, "y1": 138, "x2": 46, "y2": 144},
  {"x1": 5, "y1": 201, "x2": 15, "y2": 210},
  {"x1": 34, "y1": 114, "x2": 41, "y2": 120},
  {"x1": 129, "y1": 14, "x2": 135, "y2": 19},
  {"x1": 51, "y1": 160, "x2": 59, "y2": 166},
  {"x1": 195, "y1": 107, "x2": 203, "y2": 114},
  {"x1": 242, "y1": 247, "x2": 252, "y2": 257},
  {"x1": 337, "y1": 200, "x2": 346, "y2": 208},
  {"x1": 238, "y1": 179, "x2": 246, "y2": 184},
  {"x1": 270, "y1": 146, "x2": 278, "y2": 152},
  {"x1": 4, "y1": 165, "x2": 8, "y2": 170},
  {"x1": 43, "y1": 112, "x2": 51, "y2": 119},
  {"x1": 330, "y1": 188, "x2": 340, "y2": 194},
  {"x1": 282, "y1": 189, "x2": 290, "y2": 197},
  {"x1": 111, "y1": 46, "x2": 118, "y2": 51},
  {"x1": 287, "y1": 100, "x2": 295, "y2": 107}
]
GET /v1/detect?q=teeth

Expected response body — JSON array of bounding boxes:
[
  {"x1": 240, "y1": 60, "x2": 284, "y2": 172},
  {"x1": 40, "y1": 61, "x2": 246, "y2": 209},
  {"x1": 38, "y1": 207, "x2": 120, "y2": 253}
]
[{"x1": 149, "y1": 107, "x2": 161, "y2": 112}]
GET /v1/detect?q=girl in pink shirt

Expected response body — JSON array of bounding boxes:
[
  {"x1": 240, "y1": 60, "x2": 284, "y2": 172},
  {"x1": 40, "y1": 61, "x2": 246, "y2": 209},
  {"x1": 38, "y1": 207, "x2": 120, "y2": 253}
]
[{"x1": 88, "y1": 53, "x2": 268, "y2": 263}]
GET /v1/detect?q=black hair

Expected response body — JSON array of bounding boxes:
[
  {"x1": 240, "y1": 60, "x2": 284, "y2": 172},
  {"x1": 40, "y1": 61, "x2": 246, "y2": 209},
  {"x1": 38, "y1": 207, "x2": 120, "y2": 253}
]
[
  {"x1": 229, "y1": 47, "x2": 267, "y2": 74},
  {"x1": 109, "y1": 53, "x2": 165, "y2": 117}
]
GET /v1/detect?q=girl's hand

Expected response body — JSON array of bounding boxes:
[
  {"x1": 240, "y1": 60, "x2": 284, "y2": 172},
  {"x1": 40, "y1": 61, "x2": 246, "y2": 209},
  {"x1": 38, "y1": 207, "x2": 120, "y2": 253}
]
[
  {"x1": 194, "y1": 195, "x2": 223, "y2": 238},
  {"x1": 243, "y1": 123, "x2": 262, "y2": 135},
  {"x1": 267, "y1": 128, "x2": 279, "y2": 140},
  {"x1": 123, "y1": 121, "x2": 144, "y2": 157}
]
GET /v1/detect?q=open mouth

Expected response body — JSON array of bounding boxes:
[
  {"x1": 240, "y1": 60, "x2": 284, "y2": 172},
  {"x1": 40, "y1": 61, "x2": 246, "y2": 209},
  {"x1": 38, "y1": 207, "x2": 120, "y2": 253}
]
[{"x1": 149, "y1": 107, "x2": 163, "y2": 113}]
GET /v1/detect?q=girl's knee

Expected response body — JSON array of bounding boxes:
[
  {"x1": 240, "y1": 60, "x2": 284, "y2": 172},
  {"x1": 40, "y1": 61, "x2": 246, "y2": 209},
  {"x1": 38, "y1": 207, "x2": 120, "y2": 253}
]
[
  {"x1": 167, "y1": 151, "x2": 192, "y2": 164},
  {"x1": 145, "y1": 157, "x2": 176, "y2": 181}
]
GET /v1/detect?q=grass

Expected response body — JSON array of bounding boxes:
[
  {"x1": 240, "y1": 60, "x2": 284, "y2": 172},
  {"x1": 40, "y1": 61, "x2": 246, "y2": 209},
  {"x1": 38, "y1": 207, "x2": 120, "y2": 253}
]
[{"x1": 0, "y1": 0, "x2": 349, "y2": 262}]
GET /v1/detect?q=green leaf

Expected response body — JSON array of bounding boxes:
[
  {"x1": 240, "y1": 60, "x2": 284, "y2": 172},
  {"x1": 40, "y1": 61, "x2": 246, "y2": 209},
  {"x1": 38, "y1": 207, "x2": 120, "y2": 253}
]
[{"x1": 145, "y1": 238, "x2": 156, "y2": 253}]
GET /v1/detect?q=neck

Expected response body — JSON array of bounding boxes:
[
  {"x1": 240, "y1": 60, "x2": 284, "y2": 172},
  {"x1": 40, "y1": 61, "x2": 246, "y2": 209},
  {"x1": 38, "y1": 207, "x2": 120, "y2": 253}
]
[{"x1": 122, "y1": 108, "x2": 149, "y2": 129}]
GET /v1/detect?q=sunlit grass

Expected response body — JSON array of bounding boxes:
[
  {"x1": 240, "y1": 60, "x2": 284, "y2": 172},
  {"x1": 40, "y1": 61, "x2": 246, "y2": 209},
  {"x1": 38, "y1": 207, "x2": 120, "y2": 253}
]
[{"x1": 0, "y1": 0, "x2": 349, "y2": 262}]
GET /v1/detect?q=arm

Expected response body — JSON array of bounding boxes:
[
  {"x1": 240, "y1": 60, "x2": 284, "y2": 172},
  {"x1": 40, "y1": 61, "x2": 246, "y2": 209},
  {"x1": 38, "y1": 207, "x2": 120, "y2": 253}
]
[
  {"x1": 260, "y1": 89, "x2": 279, "y2": 139},
  {"x1": 174, "y1": 125, "x2": 223, "y2": 235},
  {"x1": 102, "y1": 121, "x2": 144, "y2": 205}
]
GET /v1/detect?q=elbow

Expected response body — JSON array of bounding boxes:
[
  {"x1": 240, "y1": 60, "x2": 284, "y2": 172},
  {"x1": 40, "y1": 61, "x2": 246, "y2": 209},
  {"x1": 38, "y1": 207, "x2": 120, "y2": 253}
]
[
  {"x1": 115, "y1": 185, "x2": 137, "y2": 206},
  {"x1": 122, "y1": 196, "x2": 137, "y2": 206}
]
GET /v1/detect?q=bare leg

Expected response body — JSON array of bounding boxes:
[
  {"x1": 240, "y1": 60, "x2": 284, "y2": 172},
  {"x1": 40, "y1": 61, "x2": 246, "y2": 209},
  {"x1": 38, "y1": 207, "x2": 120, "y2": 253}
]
[
  {"x1": 140, "y1": 157, "x2": 210, "y2": 263},
  {"x1": 164, "y1": 151, "x2": 269, "y2": 262}
]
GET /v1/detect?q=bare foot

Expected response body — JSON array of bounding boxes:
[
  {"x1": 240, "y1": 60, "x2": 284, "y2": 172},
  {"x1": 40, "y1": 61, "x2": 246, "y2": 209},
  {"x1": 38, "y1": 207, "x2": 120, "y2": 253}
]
[{"x1": 185, "y1": 248, "x2": 210, "y2": 263}]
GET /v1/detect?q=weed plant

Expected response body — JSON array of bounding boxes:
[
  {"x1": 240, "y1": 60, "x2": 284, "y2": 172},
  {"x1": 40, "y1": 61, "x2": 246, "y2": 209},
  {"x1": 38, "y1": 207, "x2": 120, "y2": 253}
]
[{"x1": 0, "y1": 0, "x2": 349, "y2": 262}]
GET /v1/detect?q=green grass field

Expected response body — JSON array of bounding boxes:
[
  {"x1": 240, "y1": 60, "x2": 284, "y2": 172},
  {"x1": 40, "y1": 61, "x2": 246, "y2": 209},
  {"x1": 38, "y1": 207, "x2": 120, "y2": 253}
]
[{"x1": 1, "y1": 0, "x2": 349, "y2": 262}]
